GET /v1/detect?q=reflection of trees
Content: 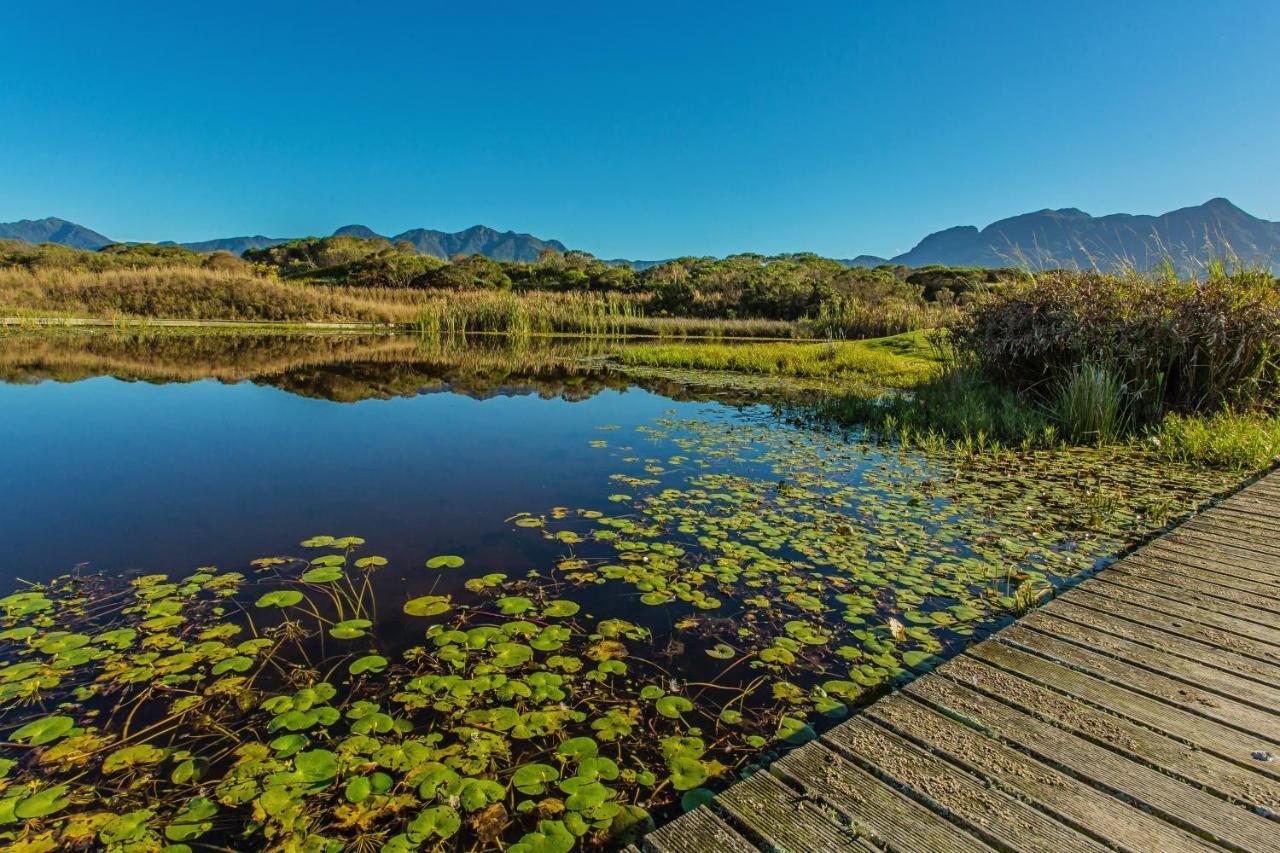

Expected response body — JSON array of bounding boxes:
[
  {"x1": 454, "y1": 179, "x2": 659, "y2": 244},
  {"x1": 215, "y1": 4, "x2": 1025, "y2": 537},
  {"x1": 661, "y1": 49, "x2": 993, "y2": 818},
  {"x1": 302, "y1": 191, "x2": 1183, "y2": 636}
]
[{"x1": 0, "y1": 331, "x2": 796, "y2": 407}]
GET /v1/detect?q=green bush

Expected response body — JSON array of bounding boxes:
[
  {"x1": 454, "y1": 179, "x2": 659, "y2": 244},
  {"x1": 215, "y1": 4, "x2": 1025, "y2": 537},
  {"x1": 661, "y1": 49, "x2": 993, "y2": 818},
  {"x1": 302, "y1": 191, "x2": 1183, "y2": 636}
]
[{"x1": 952, "y1": 265, "x2": 1280, "y2": 420}]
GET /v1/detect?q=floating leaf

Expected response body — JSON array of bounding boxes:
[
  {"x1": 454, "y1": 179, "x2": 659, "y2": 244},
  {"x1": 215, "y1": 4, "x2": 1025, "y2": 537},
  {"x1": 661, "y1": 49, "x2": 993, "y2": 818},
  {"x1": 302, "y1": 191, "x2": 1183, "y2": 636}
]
[
  {"x1": 425, "y1": 555, "x2": 465, "y2": 569},
  {"x1": 255, "y1": 590, "x2": 304, "y2": 608},
  {"x1": 404, "y1": 595, "x2": 452, "y2": 617},
  {"x1": 330, "y1": 618, "x2": 373, "y2": 639},
  {"x1": 12, "y1": 715, "x2": 76, "y2": 746},
  {"x1": 349, "y1": 654, "x2": 388, "y2": 675},
  {"x1": 668, "y1": 755, "x2": 708, "y2": 790},
  {"x1": 655, "y1": 696, "x2": 693, "y2": 719},
  {"x1": 513, "y1": 762, "x2": 560, "y2": 795},
  {"x1": 705, "y1": 642, "x2": 735, "y2": 659},
  {"x1": 542, "y1": 600, "x2": 580, "y2": 618},
  {"x1": 681, "y1": 787, "x2": 716, "y2": 812}
]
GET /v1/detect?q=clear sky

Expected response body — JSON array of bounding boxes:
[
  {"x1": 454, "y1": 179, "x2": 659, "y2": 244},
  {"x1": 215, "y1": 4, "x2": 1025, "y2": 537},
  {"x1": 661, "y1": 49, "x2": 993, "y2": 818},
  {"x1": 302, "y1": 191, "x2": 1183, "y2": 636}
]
[{"x1": 2, "y1": 0, "x2": 1277, "y2": 259}]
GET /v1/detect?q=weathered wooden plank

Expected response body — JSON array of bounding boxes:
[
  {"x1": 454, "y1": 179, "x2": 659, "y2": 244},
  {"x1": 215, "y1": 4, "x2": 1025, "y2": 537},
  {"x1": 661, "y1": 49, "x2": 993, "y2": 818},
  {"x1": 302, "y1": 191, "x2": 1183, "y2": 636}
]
[
  {"x1": 816, "y1": 716, "x2": 1109, "y2": 851},
  {"x1": 859, "y1": 695, "x2": 1220, "y2": 853},
  {"x1": 1042, "y1": 596, "x2": 1280, "y2": 686},
  {"x1": 1019, "y1": 609, "x2": 1280, "y2": 709},
  {"x1": 1187, "y1": 509, "x2": 1280, "y2": 539},
  {"x1": 1076, "y1": 578, "x2": 1280, "y2": 651},
  {"x1": 643, "y1": 807, "x2": 758, "y2": 853},
  {"x1": 1156, "y1": 532, "x2": 1280, "y2": 578},
  {"x1": 1064, "y1": 586, "x2": 1280, "y2": 662},
  {"x1": 1123, "y1": 551, "x2": 1280, "y2": 607},
  {"x1": 771, "y1": 740, "x2": 995, "y2": 853},
  {"x1": 1096, "y1": 564, "x2": 1280, "y2": 624},
  {"x1": 713, "y1": 768, "x2": 875, "y2": 853},
  {"x1": 1211, "y1": 505, "x2": 1280, "y2": 531},
  {"x1": 1216, "y1": 497, "x2": 1280, "y2": 524},
  {"x1": 968, "y1": 641, "x2": 1280, "y2": 771},
  {"x1": 940, "y1": 653, "x2": 1280, "y2": 814},
  {"x1": 1183, "y1": 518, "x2": 1280, "y2": 556},
  {"x1": 1144, "y1": 540, "x2": 1280, "y2": 584},
  {"x1": 907, "y1": 673, "x2": 1280, "y2": 851},
  {"x1": 997, "y1": 624, "x2": 1280, "y2": 739},
  {"x1": 1161, "y1": 525, "x2": 1280, "y2": 567}
]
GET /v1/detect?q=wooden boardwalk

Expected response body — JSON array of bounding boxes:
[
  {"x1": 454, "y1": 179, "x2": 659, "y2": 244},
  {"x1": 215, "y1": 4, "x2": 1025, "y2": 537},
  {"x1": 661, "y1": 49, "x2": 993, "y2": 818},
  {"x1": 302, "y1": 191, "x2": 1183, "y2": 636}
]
[{"x1": 638, "y1": 469, "x2": 1280, "y2": 852}]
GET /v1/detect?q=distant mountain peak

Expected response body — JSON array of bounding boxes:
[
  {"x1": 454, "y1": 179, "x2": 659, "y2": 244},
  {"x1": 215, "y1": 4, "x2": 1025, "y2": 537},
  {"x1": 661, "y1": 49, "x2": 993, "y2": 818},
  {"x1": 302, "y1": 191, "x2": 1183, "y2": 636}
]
[
  {"x1": 890, "y1": 198, "x2": 1279, "y2": 272},
  {"x1": 332, "y1": 225, "x2": 384, "y2": 240},
  {"x1": 0, "y1": 216, "x2": 113, "y2": 250}
]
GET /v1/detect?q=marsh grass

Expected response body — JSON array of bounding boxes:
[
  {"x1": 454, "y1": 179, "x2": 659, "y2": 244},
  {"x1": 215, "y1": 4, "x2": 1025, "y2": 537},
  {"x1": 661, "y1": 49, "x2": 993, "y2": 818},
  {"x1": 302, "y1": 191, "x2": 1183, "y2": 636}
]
[
  {"x1": 0, "y1": 267, "x2": 798, "y2": 338},
  {"x1": 612, "y1": 330, "x2": 944, "y2": 387},
  {"x1": 1051, "y1": 363, "x2": 1129, "y2": 445},
  {"x1": 1149, "y1": 409, "x2": 1280, "y2": 471},
  {"x1": 802, "y1": 295, "x2": 959, "y2": 339},
  {"x1": 954, "y1": 263, "x2": 1280, "y2": 419}
]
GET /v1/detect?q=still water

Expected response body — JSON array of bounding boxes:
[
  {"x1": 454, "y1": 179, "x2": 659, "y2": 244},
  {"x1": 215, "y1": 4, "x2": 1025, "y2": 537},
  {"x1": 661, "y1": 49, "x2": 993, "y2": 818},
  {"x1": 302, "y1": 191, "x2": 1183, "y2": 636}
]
[{"x1": 0, "y1": 331, "x2": 1227, "y2": 850}]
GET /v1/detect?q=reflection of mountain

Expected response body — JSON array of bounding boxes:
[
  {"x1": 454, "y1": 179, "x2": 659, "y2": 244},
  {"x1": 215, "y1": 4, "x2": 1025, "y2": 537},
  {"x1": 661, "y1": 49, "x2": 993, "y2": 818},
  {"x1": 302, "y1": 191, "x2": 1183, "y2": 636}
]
[{"x1": 0, "y1": 331, "x2": 798, "y2": 406}]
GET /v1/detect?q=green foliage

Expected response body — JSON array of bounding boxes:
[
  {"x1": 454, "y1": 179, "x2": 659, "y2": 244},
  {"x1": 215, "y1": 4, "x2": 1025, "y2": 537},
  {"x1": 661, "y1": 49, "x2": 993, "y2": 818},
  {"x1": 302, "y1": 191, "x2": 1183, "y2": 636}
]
[
  {"x1": 1051, "y1": 363, "x2": 1128, "y2": 445},
  {"x1": 953, "y1": 265, "x2": 1280, "y2": 420},
  {"x1": 1149, "y1": 409, "x2": 1280, "y2": 471},
  {"x1": 614, "y1": 330, "x2": 944, "y2": 387}
]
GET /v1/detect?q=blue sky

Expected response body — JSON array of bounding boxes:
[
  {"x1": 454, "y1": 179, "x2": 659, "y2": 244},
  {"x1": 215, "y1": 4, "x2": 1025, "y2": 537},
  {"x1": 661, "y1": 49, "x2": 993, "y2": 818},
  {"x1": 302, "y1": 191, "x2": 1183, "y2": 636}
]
[{"x1": 2, "y1": 1, "x2": 1277, "y2": 258}]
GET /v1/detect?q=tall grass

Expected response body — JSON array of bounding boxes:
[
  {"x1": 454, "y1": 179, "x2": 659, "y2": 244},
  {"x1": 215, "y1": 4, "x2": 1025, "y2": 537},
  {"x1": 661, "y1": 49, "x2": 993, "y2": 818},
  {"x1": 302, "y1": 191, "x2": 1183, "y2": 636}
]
[
  {"x1": 1149, "y1": 410, "x2": 1280, "y2": 472},
  {"x1": 416, "y1": 291, "x2": 645, "y2": 338},
  {"x1": 0, "y1": 267, "x2": 797, "y2": 337},
  {"x1": 613, "y1": 330, "x2": 944, "y2": 387},
  {"x1": 802, "y1": 294, "x2": 959, "y2": 339},
  {"x1": 1051, "y1": 363, "x2": 1128, "y2": 445},
  {"x1": 953, "y1": 264, "x2": 1280, "y2": 420},
  {"x1": 0, "y1": 267, "x2": 424, "y2": 324}
]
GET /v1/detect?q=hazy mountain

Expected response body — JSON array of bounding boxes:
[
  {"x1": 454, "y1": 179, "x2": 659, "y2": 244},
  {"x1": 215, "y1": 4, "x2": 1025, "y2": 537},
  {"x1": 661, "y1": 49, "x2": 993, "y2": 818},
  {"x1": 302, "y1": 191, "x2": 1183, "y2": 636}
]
[
  {"x1": 889, "y1": 198, "x2": 1280, "y2": 272},
  {"x1": 0, "y1": 217, "x2": 112, "y2": 250},
  {"x1": 163, "y1": 236, "x2": 289, "y2": 254},
  {"x1": 332, "y1": 225, "x2": 383, "y2": 240},
  {"x1": 838, "y1": 255, "x2": 890, "y2": 268},
  {"x1": 384, "y1": 225, "x2": 567, "y2": 263}
]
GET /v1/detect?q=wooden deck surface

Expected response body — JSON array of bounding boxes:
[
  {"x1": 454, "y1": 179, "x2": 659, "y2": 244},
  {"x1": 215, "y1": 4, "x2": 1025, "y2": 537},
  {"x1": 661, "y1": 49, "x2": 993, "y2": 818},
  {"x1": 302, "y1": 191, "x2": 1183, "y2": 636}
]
[{"x1": 637, "y1": 469, "x2": 1280, "y2": 852}]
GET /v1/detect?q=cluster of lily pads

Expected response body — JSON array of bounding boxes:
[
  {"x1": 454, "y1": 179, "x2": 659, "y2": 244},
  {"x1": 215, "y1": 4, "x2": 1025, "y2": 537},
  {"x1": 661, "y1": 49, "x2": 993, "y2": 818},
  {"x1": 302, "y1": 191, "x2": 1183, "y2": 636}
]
[{"x1": 0, "y1": 412, "x2": 1231, "y2": 852}]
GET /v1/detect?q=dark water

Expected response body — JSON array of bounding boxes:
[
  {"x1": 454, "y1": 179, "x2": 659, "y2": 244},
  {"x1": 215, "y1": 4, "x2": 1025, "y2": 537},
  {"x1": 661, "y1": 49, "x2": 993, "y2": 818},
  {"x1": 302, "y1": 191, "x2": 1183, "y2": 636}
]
[{"x1": 0, "y1": 333, "x2": 781, "y2": 585}]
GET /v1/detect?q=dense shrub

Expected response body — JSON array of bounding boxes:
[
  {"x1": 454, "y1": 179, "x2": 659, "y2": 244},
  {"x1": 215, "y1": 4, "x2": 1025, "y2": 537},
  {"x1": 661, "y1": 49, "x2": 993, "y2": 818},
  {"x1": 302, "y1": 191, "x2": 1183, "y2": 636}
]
[{"x1": 953, "y1": 266, "x2": 1280, "y2": 420}]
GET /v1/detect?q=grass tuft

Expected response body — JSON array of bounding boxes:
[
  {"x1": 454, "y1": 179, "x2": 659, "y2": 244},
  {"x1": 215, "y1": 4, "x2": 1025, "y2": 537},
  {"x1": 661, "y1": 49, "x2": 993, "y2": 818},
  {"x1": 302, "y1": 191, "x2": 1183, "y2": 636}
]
[{"x1": 1148, "y1": 409, "x2": 1280, "y2": 471}]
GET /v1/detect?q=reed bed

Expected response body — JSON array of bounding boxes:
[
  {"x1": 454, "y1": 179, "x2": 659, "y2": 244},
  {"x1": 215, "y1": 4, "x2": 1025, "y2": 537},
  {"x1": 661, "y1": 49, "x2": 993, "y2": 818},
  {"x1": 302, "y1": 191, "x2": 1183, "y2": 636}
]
[{"x1": 0, "y1": 268, "x2": 800, "y2": 338}]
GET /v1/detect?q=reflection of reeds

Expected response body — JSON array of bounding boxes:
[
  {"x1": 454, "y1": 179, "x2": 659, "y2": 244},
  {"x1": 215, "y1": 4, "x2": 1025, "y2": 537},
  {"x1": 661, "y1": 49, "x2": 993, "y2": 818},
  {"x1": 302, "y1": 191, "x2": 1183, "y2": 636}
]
[{"x1": 0, "y1": 330, "x2": 607, "y2": 389}]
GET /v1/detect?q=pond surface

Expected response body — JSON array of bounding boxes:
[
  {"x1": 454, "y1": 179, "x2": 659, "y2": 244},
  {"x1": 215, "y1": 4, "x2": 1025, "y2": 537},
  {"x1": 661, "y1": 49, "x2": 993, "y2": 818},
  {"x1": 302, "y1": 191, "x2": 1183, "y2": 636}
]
[{"x1": 0, "y1": 331, "x2": 1236, "y2": 851}]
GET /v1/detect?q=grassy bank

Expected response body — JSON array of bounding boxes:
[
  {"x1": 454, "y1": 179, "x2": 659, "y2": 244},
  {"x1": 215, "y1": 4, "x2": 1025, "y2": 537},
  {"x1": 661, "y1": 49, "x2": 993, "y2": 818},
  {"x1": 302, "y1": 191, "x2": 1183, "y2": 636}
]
[
  {"x1": 816, "y1": 265, "x2": 1280, "y2": 472},
  {"x1": 613, "y1": 329, "x2": 944, "y2": 388}
]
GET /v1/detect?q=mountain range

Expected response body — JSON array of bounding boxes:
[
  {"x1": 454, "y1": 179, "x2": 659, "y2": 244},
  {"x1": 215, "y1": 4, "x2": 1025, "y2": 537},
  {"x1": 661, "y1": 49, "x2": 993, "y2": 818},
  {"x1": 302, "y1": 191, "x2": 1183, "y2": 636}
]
[{"x1": 2, "y1": 199, "x2": 1276, "y2": 272}]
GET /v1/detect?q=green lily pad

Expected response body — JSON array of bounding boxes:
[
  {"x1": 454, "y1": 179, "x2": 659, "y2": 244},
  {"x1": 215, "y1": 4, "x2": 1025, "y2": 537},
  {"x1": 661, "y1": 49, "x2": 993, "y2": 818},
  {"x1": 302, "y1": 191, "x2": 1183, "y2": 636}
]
[
  {"x1": 300, "y1": 566, "x2": 344, "y2": 583},
  {"x1": 255, "y1": 590, "x2": 304, "y2": 608},
  {"x1": 349, "y1": 654, "x2": 388, "y2": 675},
  {"x1": 425, "y1": 555, "x2": 465, "y2": 569},
  {"x1": 655, "y1": 695, "x2": 693, "y2": 718},
  {"x1": 328, "y1": 618, "x2": 372, "y2": 639},
  {"x1": 404, "y1": 595, "x2": 452, "y2": 617},
  {"x1": 12, "y1": 715, "x2": 76, "y2": 746}
]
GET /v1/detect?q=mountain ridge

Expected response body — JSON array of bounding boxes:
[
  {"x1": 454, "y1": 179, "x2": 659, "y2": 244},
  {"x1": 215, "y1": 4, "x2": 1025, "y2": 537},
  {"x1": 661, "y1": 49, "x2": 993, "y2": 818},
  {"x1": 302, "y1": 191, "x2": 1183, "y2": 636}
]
[
  {"x1": 888, "y1": 198, "x2": 1280, "y2": 272},
  {"x1": 3, "y1": 199, "x2": 1277, "y2": 272}
]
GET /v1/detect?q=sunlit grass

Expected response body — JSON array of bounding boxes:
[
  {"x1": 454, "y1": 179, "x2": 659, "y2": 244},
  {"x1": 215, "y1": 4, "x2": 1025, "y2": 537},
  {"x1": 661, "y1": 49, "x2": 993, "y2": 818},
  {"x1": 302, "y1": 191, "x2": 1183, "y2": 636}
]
[
  {"x1": 1149, "y1": 409, "x2": 1280, "y2": 471},
  {"x1": 613, "y1": 330, "x2": 944, "y2": 387}
]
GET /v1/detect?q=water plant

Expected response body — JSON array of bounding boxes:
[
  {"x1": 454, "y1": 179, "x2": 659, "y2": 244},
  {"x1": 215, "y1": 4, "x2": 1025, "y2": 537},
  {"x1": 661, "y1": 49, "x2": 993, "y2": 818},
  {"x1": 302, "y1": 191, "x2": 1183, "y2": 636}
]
[{"x1": 0, "y1": 411, "x2": 1233, "y2": 851}]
